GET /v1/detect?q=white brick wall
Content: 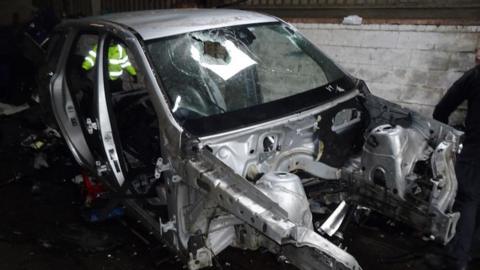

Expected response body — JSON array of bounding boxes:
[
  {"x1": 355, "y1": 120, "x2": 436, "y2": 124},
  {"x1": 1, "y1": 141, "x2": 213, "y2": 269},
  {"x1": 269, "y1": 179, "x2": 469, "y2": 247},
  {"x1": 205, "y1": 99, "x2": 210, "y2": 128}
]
[{"x1": 295, "y1": 23, "x2": 480, "y2": 123}]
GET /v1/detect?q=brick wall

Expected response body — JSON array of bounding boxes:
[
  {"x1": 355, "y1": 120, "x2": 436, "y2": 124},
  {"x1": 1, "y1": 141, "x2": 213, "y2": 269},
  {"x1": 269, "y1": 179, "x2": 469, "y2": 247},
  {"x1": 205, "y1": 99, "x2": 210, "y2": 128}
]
[
  {"x1": 240, "y1": 0, "x2": 480, "y2": 8},
  {"x1": 295, "y1": 23, "x2": 480, "y2": 122}
]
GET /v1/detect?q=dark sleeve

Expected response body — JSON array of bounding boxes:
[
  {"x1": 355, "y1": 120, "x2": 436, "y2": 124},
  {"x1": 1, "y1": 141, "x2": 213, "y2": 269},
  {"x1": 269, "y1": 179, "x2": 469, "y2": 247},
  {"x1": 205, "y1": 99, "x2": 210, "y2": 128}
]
[{"x1": 433, "y1": 68, "x2": 475, "y2": 124}]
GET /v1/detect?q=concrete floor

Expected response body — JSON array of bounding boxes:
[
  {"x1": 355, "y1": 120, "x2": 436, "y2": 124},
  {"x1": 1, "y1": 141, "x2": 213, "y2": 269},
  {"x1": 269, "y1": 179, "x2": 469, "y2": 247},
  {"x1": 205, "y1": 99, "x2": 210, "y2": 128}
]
[{"x1": 1, "y1": 105, "x2": 480, "y2": 270}]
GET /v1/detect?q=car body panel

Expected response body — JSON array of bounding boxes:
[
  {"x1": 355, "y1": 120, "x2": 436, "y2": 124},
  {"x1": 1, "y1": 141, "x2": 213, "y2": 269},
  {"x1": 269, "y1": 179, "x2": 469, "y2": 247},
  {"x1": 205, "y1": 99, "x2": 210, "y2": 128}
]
[
  {"x1": 87, "y1": 9, "x2": 277, "y2": 40},
  {"x1": 38, "y1": 9, "x2": 462, "y2": 270}
]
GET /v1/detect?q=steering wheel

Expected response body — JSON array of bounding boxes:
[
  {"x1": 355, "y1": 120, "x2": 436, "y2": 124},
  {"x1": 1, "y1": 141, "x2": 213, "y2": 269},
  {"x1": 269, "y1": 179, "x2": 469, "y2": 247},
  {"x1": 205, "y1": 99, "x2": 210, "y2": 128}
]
[{"x1": 168, "y1": 84, "x2": 213, "y2": 120}]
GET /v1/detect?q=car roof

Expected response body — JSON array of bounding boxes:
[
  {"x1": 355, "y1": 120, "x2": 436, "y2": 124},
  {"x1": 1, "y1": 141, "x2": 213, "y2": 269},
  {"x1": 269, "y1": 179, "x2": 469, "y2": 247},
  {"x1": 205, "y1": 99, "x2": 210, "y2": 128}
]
[{"x1": 87, "y1": 9, "x2": 278, "y2": 40}]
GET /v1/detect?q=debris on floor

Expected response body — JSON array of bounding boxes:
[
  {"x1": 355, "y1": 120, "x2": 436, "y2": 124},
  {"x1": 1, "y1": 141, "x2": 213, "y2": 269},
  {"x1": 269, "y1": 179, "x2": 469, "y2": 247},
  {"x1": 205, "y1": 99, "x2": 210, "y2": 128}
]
[
  {"x1": 0, "y1": 101, "x2": 30, "y2": 116},
  {"x1": 1, "y1": 105, "x2": 480, "y2": 270}
]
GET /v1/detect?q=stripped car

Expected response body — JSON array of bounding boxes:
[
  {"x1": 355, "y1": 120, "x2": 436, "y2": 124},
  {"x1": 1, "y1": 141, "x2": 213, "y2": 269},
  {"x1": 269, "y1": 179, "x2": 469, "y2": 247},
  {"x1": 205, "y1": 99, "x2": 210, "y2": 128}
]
[{"x1": 38, "y1": 9, "x2": 462, "y2": 270}]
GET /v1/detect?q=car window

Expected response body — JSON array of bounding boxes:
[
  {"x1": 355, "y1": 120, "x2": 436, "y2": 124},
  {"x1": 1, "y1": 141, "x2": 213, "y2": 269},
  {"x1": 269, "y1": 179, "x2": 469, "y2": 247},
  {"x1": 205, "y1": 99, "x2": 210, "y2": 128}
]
[
  {"x1": 102, "y1": 39, "x2": 142, "y2": 93},
  {"x1": 103, "y1": 37, "x2": 161, "y2": 170},
  {"x1": 147, "y1": 23, "x2": 346, "y2": 124},
  {"x1": 65, "y1": 33, "x2": 105, "y2": 158},
  {"x1": 45, "y1": 32, "x2": 66, "y2": 72},
  {"x1": 67, "y1": 33, "x2": 98, "y2": 116},
  {"x1": 248, "y1": 26, "x2": 328, "y2": 102}
]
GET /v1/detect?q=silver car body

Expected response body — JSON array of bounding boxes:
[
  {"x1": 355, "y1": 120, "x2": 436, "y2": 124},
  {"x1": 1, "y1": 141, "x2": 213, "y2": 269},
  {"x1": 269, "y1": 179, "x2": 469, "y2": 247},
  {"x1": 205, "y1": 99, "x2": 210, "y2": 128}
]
[{"x1": 42, "y1": 9, "x2": 462, "y2": 270}]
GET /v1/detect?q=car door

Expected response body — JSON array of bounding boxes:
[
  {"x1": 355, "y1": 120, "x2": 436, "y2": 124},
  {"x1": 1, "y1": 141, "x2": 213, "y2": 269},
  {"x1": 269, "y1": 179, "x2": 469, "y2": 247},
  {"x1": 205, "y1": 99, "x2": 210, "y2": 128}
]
[
  {"x1": 96, "y1": 34, "x2": 162, "y2": 190},
  {"x1": 48, "y1": 29, "x2": 124, "y2": 187},
  {"x1": 94, "y1": 34, "x2": 128, "y2": 187},
  {"x1": 49, "y1": 30, "x2": 98, "y2": 172}
]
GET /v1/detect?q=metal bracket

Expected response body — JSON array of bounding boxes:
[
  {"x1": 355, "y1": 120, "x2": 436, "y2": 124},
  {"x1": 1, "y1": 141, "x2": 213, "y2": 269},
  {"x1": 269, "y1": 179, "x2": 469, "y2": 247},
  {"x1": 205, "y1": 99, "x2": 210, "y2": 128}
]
[
  {"x1": 320, "y1": 200, "x2": 349, "y2": 236},
  {"x1": 159, "y1": 215, "x2": 177, "y2": 236},
  {"x1": 154, "y1": 157, "x2": 171, "y2": 179},
  {"x1": 96, "y1": 160, "x2": 108, "y2": 176},
  {"x1": 188, "y1": 247, "x2": 213, "y2": 270},
  {"x1": 295, "y1": 159, "x2": 341, "y2": 180}
]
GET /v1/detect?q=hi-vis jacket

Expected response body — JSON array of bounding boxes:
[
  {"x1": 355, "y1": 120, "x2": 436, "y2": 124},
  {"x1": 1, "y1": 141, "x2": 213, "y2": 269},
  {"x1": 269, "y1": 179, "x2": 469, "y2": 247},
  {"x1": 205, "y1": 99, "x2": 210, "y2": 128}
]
[{"x1": 82, "y1": 44, "x2": 137, "y2": 80}]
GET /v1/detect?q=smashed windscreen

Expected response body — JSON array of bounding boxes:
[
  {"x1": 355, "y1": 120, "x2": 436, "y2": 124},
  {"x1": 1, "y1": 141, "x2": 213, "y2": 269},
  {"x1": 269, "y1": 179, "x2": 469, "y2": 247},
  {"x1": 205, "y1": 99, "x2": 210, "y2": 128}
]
[{"x1": 147, "y1": 23, "x2": 353, "y2": 135}]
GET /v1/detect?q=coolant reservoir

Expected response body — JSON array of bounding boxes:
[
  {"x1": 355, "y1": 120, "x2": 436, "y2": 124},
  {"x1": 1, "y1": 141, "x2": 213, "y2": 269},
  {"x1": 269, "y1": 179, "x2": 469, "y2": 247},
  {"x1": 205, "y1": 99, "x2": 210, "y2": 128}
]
[{"x1": 256, "y1": 172, "x2": 313, "y2": 229}]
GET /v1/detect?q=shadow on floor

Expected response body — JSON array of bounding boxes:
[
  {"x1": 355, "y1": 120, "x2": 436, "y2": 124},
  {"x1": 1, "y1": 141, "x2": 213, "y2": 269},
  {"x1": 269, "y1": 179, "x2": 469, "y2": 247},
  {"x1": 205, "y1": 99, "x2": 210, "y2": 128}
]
[{"x1": 1, "y1": 105, "x2": 479, "y2": 270}]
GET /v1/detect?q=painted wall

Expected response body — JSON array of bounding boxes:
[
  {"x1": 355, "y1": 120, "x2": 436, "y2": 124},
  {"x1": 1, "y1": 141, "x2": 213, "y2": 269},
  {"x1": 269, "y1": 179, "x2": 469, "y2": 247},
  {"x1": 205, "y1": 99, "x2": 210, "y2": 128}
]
[
  {"x1": 242, "y1": 0, "x2": 480, "y2": 7},
  {"x1": 296, "y1": 23, "x2": 480, "y2": 123}
]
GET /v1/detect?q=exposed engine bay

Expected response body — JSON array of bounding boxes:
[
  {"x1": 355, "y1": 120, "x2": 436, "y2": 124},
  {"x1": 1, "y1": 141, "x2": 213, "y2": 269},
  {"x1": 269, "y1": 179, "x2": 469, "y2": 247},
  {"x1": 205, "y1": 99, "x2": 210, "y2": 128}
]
[
  {"x1": 41, "y1": 11, "x2": 465, "y2": 270},
  {"x1": 157, "y1": 90, "x2": 462, "y2": 270}
]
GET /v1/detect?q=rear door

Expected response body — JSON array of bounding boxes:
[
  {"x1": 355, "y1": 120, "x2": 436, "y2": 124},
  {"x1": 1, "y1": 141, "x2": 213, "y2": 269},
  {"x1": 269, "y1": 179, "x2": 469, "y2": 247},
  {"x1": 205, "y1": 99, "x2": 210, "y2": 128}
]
[
  {"x1": 50, "y1": 30, "x2": 98, "y2": 171},
  {"x1": 51, "y1": 29, "x2": 128, "y2": 188},
  {"x1": 51, "y1": 24, "x2": 165, "y2": 193}
]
